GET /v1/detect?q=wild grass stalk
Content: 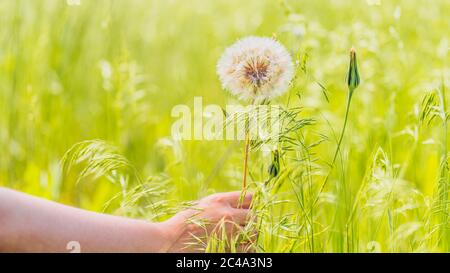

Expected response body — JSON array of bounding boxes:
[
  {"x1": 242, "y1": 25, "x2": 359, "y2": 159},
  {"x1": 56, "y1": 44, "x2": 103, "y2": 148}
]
[{"x1": 436, "y1": 82, "x2": 449, "y2": 250}]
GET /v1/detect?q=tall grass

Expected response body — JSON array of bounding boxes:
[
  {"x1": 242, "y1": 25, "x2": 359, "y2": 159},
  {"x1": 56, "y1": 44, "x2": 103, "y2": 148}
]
[{"x1": 0, "y1": 0, "x2": 448, "y2": 252}]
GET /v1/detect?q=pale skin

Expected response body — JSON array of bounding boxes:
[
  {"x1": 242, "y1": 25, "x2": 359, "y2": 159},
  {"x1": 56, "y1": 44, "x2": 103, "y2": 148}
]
[{"x1": 0, "y1": 187, "x2": 252, "y2": 253}]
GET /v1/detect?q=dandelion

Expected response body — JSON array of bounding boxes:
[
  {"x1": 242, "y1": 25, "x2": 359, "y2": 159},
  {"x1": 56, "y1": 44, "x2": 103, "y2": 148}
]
[
  {"x1": 217, "y1": 36, "x2": 294, "y2": 102},
  {"x1": 217, "y1": 36, "x2": 293, "y2": 191}
]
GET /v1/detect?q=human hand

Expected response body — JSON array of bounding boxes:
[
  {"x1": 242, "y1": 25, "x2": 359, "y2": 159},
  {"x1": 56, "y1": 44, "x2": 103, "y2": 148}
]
[{"x1": 161, "y1": 191, "x2": 253, "y2": 252}]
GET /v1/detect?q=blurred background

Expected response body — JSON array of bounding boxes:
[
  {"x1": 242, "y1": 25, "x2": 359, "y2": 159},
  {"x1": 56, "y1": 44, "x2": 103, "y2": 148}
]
[{"x1": 0, "y1": 0, "x2": 448, "y2": 252}]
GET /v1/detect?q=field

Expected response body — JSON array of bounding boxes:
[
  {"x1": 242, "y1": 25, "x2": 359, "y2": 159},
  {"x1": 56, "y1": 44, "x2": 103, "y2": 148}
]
[{"x1": 0, "y1": 0, "x2": 449, "y2": 252}]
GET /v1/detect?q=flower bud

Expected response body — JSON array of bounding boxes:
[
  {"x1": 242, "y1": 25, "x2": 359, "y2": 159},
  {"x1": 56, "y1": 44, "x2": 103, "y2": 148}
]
[
  {"x1": 268, "y1": 150, "x2": 280, "y2": 178},
  {"x1": 347, "y1": 47, "x2": 360, "y2": 93}
]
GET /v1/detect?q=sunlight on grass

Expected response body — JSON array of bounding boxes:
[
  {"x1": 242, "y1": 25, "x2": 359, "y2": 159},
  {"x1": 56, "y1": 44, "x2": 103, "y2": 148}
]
[{"x1": 0, "y1": 0, "x2": 448, "y2": 252}]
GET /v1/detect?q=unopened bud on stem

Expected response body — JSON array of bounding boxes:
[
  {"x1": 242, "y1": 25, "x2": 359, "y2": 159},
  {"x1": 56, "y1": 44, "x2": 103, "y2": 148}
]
[{"x1": 347, "y1": 47, "x2": 360, "y2": 94}]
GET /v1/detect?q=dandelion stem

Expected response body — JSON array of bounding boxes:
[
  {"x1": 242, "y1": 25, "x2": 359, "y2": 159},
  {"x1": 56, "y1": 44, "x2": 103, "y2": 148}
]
[
  {"x1": 313, "y1": 89, "x2": 354, "y2": 207},
  {"x1": 332, "y1": 90, "x2": 353, "y2": 165},
  {"x1": 242, "y1": 131, "x2": 250, "y2": 190},
  {"x1": 242, "y1": 99, "x2": 256, "y2": 191}
]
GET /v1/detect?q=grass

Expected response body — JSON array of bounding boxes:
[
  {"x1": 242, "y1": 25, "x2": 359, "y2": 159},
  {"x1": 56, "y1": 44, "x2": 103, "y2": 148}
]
[{"x1": 0, "y1": 0, "x2": 449, "y2": 252}]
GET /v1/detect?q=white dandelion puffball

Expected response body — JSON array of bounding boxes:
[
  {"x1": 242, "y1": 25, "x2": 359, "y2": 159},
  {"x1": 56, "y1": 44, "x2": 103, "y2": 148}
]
[{"x1": 217, "y1": 36, "x2": 294, "y2": 101}]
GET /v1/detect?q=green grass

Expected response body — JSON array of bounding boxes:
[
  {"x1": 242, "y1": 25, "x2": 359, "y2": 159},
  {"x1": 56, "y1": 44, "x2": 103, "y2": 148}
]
[{"x1": 0, "y1": 0, "x2": 449, "y2": 252}]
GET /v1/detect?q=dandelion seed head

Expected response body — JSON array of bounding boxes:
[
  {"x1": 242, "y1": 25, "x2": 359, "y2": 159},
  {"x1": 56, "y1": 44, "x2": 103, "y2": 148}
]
[{"x1": 217, "y1": 36, "x2": 294, "y2": 101}]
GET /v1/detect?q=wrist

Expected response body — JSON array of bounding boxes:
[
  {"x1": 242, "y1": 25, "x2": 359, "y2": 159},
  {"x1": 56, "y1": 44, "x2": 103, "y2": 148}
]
[
  {"x1": 129, "y1": 220, "x2": 174, "y2": 253},
  {"x1": 159, "y1": 215, "x2": 189, "y2": 253}
]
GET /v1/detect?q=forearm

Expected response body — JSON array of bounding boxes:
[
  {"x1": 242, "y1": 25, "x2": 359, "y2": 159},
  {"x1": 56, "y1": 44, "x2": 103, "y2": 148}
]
[{"x1": 0, "y1": 188, "x2": 172, "y2": 253}]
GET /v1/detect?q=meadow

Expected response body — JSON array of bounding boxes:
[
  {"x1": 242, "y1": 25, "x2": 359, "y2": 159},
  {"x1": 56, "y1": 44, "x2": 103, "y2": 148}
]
[{"x1": 0, "y1": 0, "x2": 449, "y2": 252}]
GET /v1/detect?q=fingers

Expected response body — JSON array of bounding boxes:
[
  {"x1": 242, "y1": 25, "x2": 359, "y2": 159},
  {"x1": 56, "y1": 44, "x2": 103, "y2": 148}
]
[
  {"x1": 207, "y1": 207, "x2": 251, "y2": 236},
  {"x1": 227, "y1": 207, "x2": 251, "y2": 225},
  {"x1": 214, "y1": 191, "x2": 253, "y2": 209}
]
